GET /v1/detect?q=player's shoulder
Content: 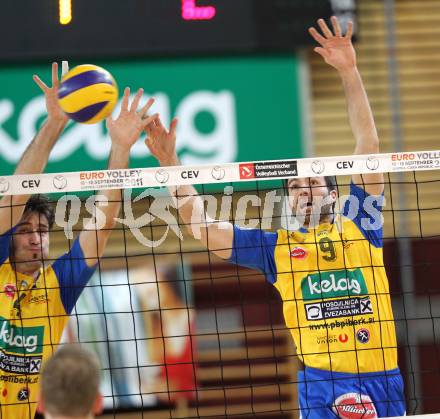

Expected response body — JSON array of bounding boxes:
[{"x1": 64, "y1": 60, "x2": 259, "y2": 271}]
[
  {"x1": 42, "y1": 264, "x2": 63, "y2": 286},
  {"x1": 337, "y1": 214, "x2": 364, "y2": 233}
]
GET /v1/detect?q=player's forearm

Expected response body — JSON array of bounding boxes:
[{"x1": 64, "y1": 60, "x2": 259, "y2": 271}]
[
  {"x1": 158, "y1": 154, "x2": 206, "y2": 228},
  {"x1": 97, "y1": 145, "x2": 128, "y2": 227},
  {"x1": 340, "y1": 67, "x2": 380, "y2": 154},
  {"x1": 15, "y1": 117, "x2": 66, "y2": 176},
  {"x1": 159, "y1": 155, "x2": 233, "y2": 257}
]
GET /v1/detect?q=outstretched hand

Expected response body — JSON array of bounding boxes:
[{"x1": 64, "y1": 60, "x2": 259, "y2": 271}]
[
  {"x1": 106, "y1": 87, "x2": 157, "y2": 151},
  {"x1": 144, "y1": 116, "x2": 178, "y2": 166},
  {"x1": 33, "y1": 62, "x2": 69, "y2": 124},
  {"x1": 309, "y1": 16, "x2": 356, "y2": 73}
]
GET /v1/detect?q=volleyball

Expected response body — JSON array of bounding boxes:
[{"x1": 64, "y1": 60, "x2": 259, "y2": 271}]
[{"x1": 58, "y1": 64, "x2": 118, "y2": 124}]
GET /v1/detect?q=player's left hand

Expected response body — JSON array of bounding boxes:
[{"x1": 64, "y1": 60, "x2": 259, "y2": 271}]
[
  {"x1": 308, "y1": 16, "x2": 356, "y2": 73},
  {"x1": 106, "y1": 87, "x2": 157, "y2": 150},
  {"x1": 33, "y1": 62, "x2": 69, "y2": 124}
]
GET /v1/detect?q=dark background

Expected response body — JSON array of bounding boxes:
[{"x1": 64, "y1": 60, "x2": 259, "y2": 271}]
[{"x1": 0, "y1": 0, "x2": 347, "y2": 61}]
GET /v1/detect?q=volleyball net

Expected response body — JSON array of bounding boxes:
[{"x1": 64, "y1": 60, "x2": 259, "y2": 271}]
[{"x1": 1, "y1": 149, "x2": 440, "y2": 418}]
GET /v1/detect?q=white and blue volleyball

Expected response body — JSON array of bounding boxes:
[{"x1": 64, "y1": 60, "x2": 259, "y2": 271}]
[{"x1": 58, "y1": 64, "x2": 118, "y2": 124}]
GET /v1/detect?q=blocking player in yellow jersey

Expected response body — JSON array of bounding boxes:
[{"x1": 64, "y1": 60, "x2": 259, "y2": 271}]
[
  {"x1": 0, "y1": 64, "x2": 156, "y2": 419},
  {"x1": 145, "y1": 16, "x2": 405, "y2": 418}
]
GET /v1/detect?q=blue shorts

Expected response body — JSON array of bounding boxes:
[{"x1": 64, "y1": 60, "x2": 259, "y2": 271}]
[{"x1": 298, "y1": 367, "x2": 406, "y2": 418}]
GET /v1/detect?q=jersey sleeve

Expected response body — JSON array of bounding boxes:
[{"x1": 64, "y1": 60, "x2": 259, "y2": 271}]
[
  {"x1": 228, "y1": 225, "x2": 278, "y2": 284},
  {"x1": 52, "y1": 239, "x2": 97, "y2": 314},
  {"x1": 343, "y1": 182, "x2": 384, "y2": 248},
  {"x1": 0, "y1": 227, "x2": 16, "y2": 265}
]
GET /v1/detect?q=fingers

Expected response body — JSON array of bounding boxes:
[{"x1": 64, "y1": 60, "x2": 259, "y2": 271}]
[
  {"x1": 141, "y1": 113, "x2": 159, "y2": 129},
  {"x1": 308, "y1": 27, "x2": 326, "y2": 46},
  {"x1": 61, "y1": 60, "x2": 69, "y2": 77},
  {"x1": 317, "y1": 18, "x2": 333, "y2": 38},
  {"x1": 144, "y1": 122, "x2": 154, "y2": 138},
  {"x1": 51, "y1": 62, "x2": 59, "y2": 87},
  {"x1": 139, "y1": 97, "x2": 155, "y2": 118},
  {"x1": 331, "y1": 16, "x2": 342, "y2": 37},
  {"x1": 154, "y1": 116, "x2": 166, "y2": 132},
  {"x1": 169, "y1": 118, "x2": 178, "y2": 137},
  {"x1": 144, "y1": 137, "x2": 155, "y2": 154},
  {"x1": 129, "y1": 88, "x2": 144, "y2": 113},
  {"x1": 32, "y1": 75, "x2": 48, "y2": 92},
  {"x1": 345, "y1": 21, "x2": 353, "y2": 39},
  {"x1": 121, "y1": 87, "x2": 130, "y2": 113}
]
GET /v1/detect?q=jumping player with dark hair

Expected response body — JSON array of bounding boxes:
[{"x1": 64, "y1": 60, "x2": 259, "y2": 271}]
[
  {"x1": 145, "y1": 17, "x2": 405, "y2": 418},
  {"x1": 0, "y1": 63, "x2": 156, "y2": 418}
]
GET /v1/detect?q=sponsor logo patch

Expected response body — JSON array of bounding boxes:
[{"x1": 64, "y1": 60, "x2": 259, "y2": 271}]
[
  {"x1": 3, "y1": 284, "x2": 16, "y2": 299},
  {"x1": 155, "y1": 169, "x2": 169, "y2": 184},
  {"x1": 316, "y1": 334, "x2": 338, "y2": 345},
  {"x1": 290, "y1": 247, "x2": 307, "y2": 259},
  {"x1": 211, "y1": 166, "x2": 225, "y2": 180},
  {"x1": 17, "y1": 387, "x2": 29, "y2": 401},
  {"x1": 239, "y1": 163, "x2": 255, "y2": 179},
  {"x1": 253, "y1": 161, "x2": 297, "y2": 179},
  {"x1": 366, "y1": 156, "x2": 379, "y2": 171},
  {"x1": 316, "y1": 333, "x2": 349, "y2": 345},
  {"x1": 28, "y1": 294, "x2": 50, "y2": 305},
  {"x1": 311, "y1": 160, "x2": 325, "y2": 174},
  {"x1": 333, "y1": 392, "x2": 378, "y2": 418},
  {"x1": 53, "y1": 174, "x2": 67, "y2": 190},
  {"x1": 0, "y1": 316, "x2": 44, "y2": 354},
  {"x1": 301, "y1": 269, "x2": 368, "y2": 301},
  {"x1": 356, "y1": 328, "x2": 370, "y2": 344},
  {"x1": 339, "y1": 333, "x2": 349, "y2": 343},
  {"x1": 0, "y1": 178, "x2": 10, "y2": 194},
  {"x1": 0, "y1": 351, "x2": 43, "y2": 375},
  {"x1": 305, "y1": 296, "x2": 373, "y2": 321}
]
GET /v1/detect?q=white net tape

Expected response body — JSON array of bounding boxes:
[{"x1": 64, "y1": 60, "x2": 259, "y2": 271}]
[{"x1": 0, "y1": 149, "x2": 439, "y2": 195}]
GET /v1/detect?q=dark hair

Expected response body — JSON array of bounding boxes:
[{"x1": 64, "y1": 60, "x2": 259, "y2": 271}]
[
  {"x1": 23, "y1": 195, "x2": 55, "y2": 229},
  {"x1": 324, "y1": 176, "x2": 337, "y2": 192},
  {"x1": 284, "y1": 176, "x2": 338, "y2": 193}
]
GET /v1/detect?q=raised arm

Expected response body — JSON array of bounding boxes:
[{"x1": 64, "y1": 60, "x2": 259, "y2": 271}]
[
  {"x1": 309, "y1": 17, "x2": 384, "y2": 195},
  {"x1": 79, "y1": 88, "x2": 156, "y2": 267},
  {"x1": 0, "y1": 62, "x2": 69, "y2": 234},
  {"x1": 145, "y1": 117, "x2": 234, "y2": 259}
]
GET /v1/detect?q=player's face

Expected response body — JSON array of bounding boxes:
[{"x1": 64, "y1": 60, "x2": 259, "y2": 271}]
[
  {"x1": 286, "y1": 177, "x2": 336, "y2": 225},
  {"x1": 11, "y1": 212, "x2": 50, "y2": 269}
]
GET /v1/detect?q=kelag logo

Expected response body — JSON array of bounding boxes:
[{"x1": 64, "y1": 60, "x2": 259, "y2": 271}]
[
  {"x1": 301, "y1": 269, "x2": 368, "y2": 300},
  {"x1": 0, "y1": 317, "x2": 44, "y2": 354}
]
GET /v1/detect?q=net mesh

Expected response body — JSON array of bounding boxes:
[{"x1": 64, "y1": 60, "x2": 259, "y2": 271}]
[{"x1": 1, "y1": 150, "x2": 440, "y2": 418}]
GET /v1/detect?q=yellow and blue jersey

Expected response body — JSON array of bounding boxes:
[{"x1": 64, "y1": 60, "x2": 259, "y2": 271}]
[
  {"x1": 0, "y1": 228, "x2": 96, "y2": 418},
  {"x1": 229, "y1": 182, "x2": 397, "y2": 374}
]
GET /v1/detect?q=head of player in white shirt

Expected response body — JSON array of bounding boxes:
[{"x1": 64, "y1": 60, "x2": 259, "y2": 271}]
[{"x1": 38, "y1": 345, "x2": 103, "y2": 419}]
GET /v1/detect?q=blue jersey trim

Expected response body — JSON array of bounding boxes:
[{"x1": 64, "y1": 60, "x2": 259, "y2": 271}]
[
  {"x1": 52, "y1": 239, "x2": 97, "y2": 314},
  {"x1": 0, "y1": 227, "x2": 16, "y2": 265},
  {"x1": 300, "y1": 366, "x2": 401, "y2": 381},
  {"x1": 343, "y1": 182, "x2": 384, "y2": 248},
  {"x1": 228, "y1": 226, "x2": 278, "y2": 284}
]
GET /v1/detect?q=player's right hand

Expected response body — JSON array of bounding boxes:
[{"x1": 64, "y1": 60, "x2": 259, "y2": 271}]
[
  {"x1": 308, "y1": 16, "x2": 356, "y2": 74},
  {"x1": 33, "y1": 62, "x2": 69, "y2": 124}
]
